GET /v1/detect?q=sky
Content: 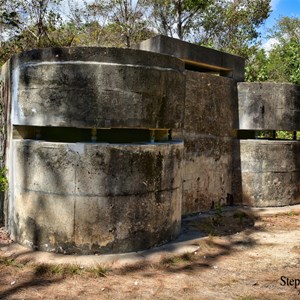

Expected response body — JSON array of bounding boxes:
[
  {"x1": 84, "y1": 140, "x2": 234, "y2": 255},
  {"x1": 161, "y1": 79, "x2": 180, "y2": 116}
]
[{"x1": 261, "y1": 0, "x2": 300, "y2": 49}]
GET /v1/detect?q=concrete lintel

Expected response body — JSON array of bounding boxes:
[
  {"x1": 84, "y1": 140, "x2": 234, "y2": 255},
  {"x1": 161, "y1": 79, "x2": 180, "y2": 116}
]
[{"x1": 135, "y1": 35, "x2": 245, "y2": 81}]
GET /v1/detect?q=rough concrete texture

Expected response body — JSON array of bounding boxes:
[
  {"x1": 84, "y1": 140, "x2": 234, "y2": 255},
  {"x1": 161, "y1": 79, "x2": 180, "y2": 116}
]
[
  {"x1": 234, "y1": 140, "x2": 300, "y2": 206},
  {"x1": 12, "y1": 140, "x2": 183, "y2": 254},
  {"x1": 11, "y1": 47, "x2": 185, "y2": 129},
  {"x1": 135, "y1": 35, "x2": 245, "y2": 81},
  {"x1": 0, "y1": 60, "x2": 13, "y2": 227},
  {"x1": 238, "y1": 82, "x2": 300, "y2": 130},
  {"x1": 173, "y1": 71, "x2": 238, "y2": 215}
]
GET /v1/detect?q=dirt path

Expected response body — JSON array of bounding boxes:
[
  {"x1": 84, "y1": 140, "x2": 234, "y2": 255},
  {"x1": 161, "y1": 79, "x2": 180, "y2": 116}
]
[{"x1": 0, "y1": 209, "x2": 300, "y2": 299}]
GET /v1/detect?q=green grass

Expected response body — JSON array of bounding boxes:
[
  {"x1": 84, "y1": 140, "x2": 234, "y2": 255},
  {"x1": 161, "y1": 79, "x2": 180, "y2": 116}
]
[
  {"x1": 161, "y1": 252, "x2": 194, "y2": 265},
  {"x1": 34, "y1": 263, "x2": 110, "y2": 278},
  {"x1": 0, "y1": 257, "x2": 25, "y2": 268},
  {"x1": 35, "y1": 263, "x2": 83, "y2": 277},
  {"x1": 87, "y1": 264, "x2": 110, "y2": 277}
]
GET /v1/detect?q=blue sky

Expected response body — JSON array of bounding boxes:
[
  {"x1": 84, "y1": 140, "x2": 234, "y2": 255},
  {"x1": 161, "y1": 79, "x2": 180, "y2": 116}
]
[{"x1": 260, "y1": 0, "x2": 300, "y2": 40}]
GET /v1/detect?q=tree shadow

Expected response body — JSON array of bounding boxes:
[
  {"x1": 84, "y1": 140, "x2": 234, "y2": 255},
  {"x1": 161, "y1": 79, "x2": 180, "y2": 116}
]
[
  {"x1": 115, "y1": 207, "x2": 267, "y2": 276},
  {"x1": 0, "y1": 276, "x2": 62, "y2": 299}
]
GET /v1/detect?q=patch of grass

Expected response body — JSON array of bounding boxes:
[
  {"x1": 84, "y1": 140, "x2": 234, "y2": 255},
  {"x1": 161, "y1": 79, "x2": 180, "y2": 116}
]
[
  {"x1": 34, "y1": 263, "x2": 83, "y2": 277},
  {"x1": 190, "y1": 218, "x2": 217, "y2": 236},
  {"x1": 218, "y1": 277, "x2": 239, "y2": 287},
  {"x1": 87, "y1": 264, "x2": 110, "y2": 277},
  {"x1": 233, "y1": 211, "x2": 250, "y2": 223},
  {"x1": 161, "y1": 252, "x2": 194, "y2": 265},
  {"x1": 286, "y1": 211, "x2": 298, "y2": 216},
  {"x1": 238, "y1": 296, "x2": 255, "y2": 300},
  {"x1": 0, "y1": 257, "x2": 25, "y2": 268}
]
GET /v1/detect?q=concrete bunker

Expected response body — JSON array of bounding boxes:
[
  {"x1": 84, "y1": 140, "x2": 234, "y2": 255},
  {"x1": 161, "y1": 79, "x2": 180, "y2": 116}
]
[
  {"x1": 0, "y1": 47, "x2": 184, "y2": 254},
  {"x1": 0, "y1": 36, "x2": 299, "y2": 255}
]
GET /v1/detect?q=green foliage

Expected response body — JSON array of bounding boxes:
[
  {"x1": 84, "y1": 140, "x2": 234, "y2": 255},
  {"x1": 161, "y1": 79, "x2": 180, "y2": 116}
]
[
  {"x1": 246, "y1": 16, "x2": 300, "y2": 84},
  {"x1": 87, "y1": 264, "x2": 109, "y2": 277},
  {"x1": 35, "y1": 263, "x2": 83, "y2": 276},
  {"x1": 0, "y1": 167, "x2": 8, "y2": 192},
  {"x1": 0, "y1": 256, "x2": 24, "y2": 268},
  {"x1": 145, "y1": 0, "x2": 212, "y2": 40},
  {"x1": 161, "y1": 252, "x2": 193, "y2": 265},
  {"x1": 275, "y1": 131, "x2": 294, "y2": 140},
  {"x1": 268, "y1": 38, "x2": 300, "y2": 84},
  {"x1": 255, "y1": 130, "x2": 298, "y2": 140},
  {"x1": 198, "y1": 0, "x2": 271, "y2": 59},
  {"x1": 245, "y1": 49, "x2": 269, "y2": 82}
]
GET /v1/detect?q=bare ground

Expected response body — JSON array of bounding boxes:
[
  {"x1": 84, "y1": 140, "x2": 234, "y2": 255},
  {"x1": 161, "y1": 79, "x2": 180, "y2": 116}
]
[{"x1": 0, "y1": 209, "x2": 300, "y2": 300}]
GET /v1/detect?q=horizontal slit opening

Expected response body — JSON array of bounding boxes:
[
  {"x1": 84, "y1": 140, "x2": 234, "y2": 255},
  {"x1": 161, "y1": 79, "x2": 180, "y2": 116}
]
[{"x1": 13, "y1": 125, "x2": 172, "y2": 143}]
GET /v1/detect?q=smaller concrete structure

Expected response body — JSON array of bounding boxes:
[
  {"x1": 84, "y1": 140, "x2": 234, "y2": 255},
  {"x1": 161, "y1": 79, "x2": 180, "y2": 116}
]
[
  {"x1": 135, "y1": 35, "x2": 245, "y2": 81},
  {"x1": 235, "y1": 140, "x2": 300, "y2": 206},
  {"x1": 238, "y1": 82, "x2": 300, "y2": 130}
]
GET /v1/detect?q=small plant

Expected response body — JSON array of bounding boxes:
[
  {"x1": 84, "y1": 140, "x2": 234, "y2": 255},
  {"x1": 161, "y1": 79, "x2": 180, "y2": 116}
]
[
  {"x1": 35, "y1": 264, "x2": 83, "y2": 277},
  {"x1": 87, "y1": 264, "x2": 110, "y2": 277},
  {"x1": 212, "y1": 202, "x2": 223, "y2": 227},
  {"x1": 35, "y1": 264, "x2": 61, "y2": 276},
  {"x1": 63, "y1": 264, "x2": 82, "y2": 276},
  {"x1": 161, "y1": 252, "x2": 193, "y2": 265},
  {"x1": 233, "y1": 211, "x2": 248, "y2": 223},
  {"x1": 0, "y1": 167, "x2": 8, "y2": 192},
  {"x1": 286, "y1": 211, "x2": 297, "y2": 216},
  {"x1": 238, "y1": 296, "x2": 255, "y2": 300},
  {"x1": 215, "y1": 203, "x2": 223, "y2": 218},
  {"x1": 0, "y1": 257, "x2": 24, "y2": 268}
]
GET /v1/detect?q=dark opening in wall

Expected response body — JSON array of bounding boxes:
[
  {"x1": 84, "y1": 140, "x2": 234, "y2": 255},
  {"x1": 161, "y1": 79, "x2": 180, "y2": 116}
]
[
  {"x1": 13, "y1": 126, "x2": 171, "y2": 143},
  {"x1": 183, "y1": 60, "x2": 232, "y2": 77}
]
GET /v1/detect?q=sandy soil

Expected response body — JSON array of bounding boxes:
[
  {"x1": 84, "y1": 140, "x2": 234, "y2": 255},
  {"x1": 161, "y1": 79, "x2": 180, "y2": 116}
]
[{"x1": 0, "y1": 209, "x2": 299, "y2": 300}]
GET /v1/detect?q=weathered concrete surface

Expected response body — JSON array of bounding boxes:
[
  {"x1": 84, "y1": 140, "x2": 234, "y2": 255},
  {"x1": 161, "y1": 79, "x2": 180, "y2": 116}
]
[
  {"x1": 238, "y1": 82, "x2": 300, "y2": 130},
  {"x1": 0, "y1": 60, "x2": 13, "y2": 227},
  {"x1": 135, "y1": 35, "x2": 245, "y2": 81},
  {"x1": 234, "y1": 140, "x2": 300, "y2": 206},
  {"x1": 173, "y1": 71, "x2": 238, "y2": 215},
  {"x1": 11, "y1": 47, "x2": 185, "y2": 129},
  {"x1": 12, "y1": 140, "x2": 183, "y2": 254}
]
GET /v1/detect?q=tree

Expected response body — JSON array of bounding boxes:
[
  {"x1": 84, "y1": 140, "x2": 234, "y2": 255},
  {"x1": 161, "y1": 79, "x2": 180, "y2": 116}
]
[
  {"x1": 198, "y1": 0, "x2": 271, "y2": 59},
  {"x1": 245, "y1": 48, "x2": 269, "y2": 82},
  {"x1": 145, "y1": 0, "x2": 271, "y2": 58},
  {"x1": 109, "y1": 0, "x2": 151, "y2": 47},
  {"x1": 267, "y1": 16, "x2": 300, "y2": 84},
  {"x1": 146, "y1": 0, "x2": 212, "y2": 40},
  {"x1": 245, "y1": 16, "x2": 300, "y2": 84},
  {"x1": 66, "y1": 0, "x2": 152, "y2": 48}
]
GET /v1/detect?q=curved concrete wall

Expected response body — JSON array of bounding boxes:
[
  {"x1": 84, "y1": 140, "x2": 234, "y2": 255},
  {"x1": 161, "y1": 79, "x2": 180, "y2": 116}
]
[
  {"x1": 12, "y1": 140, "x2": 183, "y2": 254},
  {"x1": 238, "y1": 82, "x2": 300, "y2": 130},
  {"x1": 12, "y1": 47, "x2": 185, "y2": 129},
  {"x1": 236, "y1": 140, "x2": 300, "y2": 206},
  {"x1": 0, "y1": 47, "x2": 186, "y2": 254}
]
